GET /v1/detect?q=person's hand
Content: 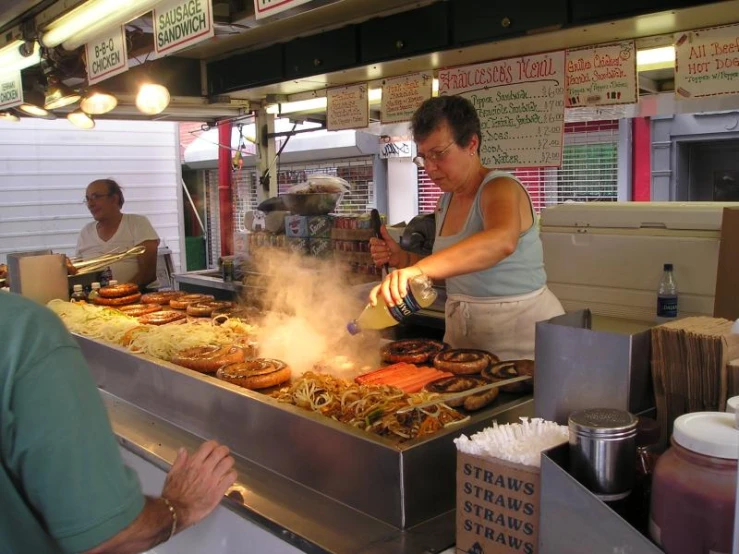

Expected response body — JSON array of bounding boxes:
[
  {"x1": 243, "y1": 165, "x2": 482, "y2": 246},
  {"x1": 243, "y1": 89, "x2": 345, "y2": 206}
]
[
  {"x1": 161, "y1": 440, "x2": 237, "y2": 530},
  {"x1": 369, "y1": 226, "x2": 406, "y2": 268},
  {"x1": 369, "y1": 266, "x2": 424, "y2": 308}
]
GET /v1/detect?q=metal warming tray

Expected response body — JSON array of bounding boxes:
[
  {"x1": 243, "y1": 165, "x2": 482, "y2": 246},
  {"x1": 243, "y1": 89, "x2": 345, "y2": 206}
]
[{"x1": 77, "y1": 335, "x2": 532, "y2": 529}]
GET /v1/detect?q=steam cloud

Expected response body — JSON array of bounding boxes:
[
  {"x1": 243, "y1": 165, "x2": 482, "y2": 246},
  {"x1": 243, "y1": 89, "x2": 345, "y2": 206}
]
[{"x1": 242, "y1": 248, "x2": 382, "y2": 378}]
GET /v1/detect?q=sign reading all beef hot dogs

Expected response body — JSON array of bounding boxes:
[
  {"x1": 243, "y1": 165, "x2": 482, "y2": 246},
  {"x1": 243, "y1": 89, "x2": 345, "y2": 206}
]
[
  {"x1": 438, "y1": 52, "x2": 566, "y2": 168},
  {"x1": 565, "y1": 41, "x2": 637, "y2": 107},
  {"x1": 675, "y1": 24, "x2": 739, "y2": 99}
]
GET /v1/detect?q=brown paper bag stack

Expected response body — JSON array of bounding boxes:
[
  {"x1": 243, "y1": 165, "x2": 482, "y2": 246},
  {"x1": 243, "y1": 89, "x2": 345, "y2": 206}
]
[{"x1": 650, "y1": 317, "x2": 739, "y2": 447}]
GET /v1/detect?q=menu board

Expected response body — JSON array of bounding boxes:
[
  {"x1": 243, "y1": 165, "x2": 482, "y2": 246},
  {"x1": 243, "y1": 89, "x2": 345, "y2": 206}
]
[
  {"x1": 85, "y1": 26, "x2": 128, "y2": 85},
  {"x1": 566, "y1": 41, "x2": 637, "y2": 107},
  {"x1": 675, "y1": 24, "x2": 739, "y2": 99},
  {"x1": 381, "y1": 71, "x2": 433, "y2": 123},
  {"x1": 438, "y1": 51, "x2": 566, "y2": 168},
  {"x1": 327, "y1": 84, "x2": 369, "y2": 131},
  {"x1": 153, "y1": 0, "x2": 215, "y2": 57}
]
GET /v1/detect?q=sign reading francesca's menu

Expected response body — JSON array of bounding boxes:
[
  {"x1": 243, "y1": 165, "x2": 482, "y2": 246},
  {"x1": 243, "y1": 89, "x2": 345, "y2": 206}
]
[
  {"x1": 381, "y1": 71, "x2": 433, "y2": 123},
  {"x1": 327, "y1": 84, "x2": 369, "y2": 131},
  {"x1": 85, "y1": 26, "x2": 128, "y2": 85},
  {"x1": 153, "y1": 0, "x2": 215, "y2": 58},
  {"x1": 565, "y1": 41, "x2": 637, "y2": 107},
  {"x1": 254, "y1": 0, "x2": 314, "y2": 19},
  {"x1": 439, "y1": 52, "x2": 566, "y2": 168},
  {"x1": 675, "y1": 24, "x2": 739, "y2": 99},
  {"x1": 0, "y1": 72, "x2": 23, "y2": 110}
]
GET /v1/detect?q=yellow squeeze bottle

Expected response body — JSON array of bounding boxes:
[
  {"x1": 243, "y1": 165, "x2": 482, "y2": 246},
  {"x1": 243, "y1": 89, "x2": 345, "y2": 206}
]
[{"x1": 347, "y1": 275, "x2": 437, "y2": 334}]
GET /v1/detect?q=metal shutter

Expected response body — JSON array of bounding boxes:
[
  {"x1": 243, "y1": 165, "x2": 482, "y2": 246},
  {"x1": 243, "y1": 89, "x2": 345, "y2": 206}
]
[{"x1": 417, "y1": 120, "x2": 620, "y2": 213}]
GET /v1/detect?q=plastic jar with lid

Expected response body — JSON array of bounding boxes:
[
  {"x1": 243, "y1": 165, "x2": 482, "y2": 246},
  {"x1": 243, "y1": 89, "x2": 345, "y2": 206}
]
[{"x1": 649, "y1": 412, "x2": 737, "y2": 554}]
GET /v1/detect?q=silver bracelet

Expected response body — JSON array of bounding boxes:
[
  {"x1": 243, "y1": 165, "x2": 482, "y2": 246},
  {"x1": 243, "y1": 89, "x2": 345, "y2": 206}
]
[{"x1": 161, "y1": 497, "x2": 178, "y2": 541}]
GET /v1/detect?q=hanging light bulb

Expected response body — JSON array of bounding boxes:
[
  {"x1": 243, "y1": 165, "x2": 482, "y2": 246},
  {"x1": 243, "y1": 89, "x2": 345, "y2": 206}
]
[
  {"x1": 44, "y1": 75, "x2": 81, "y2": 110},
  {"x1": 136, "y1": 82, "x2": 170, "y2": 115},
  {"x1": 80, "y1": 88, "x2": 118, "y2": 114},
  {"x1": 18, "y1": 90, "x2": 50, "y2": 117},
  {"x1": 67, "y1": 109, "x2": 95, "y2": 129},
  {"x1": 0, "y1": 111, "x2": 20, "y2": 122}
]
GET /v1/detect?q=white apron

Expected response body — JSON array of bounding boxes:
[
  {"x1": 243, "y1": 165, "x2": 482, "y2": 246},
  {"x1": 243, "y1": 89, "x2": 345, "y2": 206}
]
[{"x1": 444, "y1": 286, "x2": 564, "y2": 360}]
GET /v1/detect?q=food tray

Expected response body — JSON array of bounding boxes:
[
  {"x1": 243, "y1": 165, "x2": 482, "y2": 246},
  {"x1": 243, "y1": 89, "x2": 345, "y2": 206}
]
[{"x1": 77, "y1": 335, "x2": 532, "y2": 529}]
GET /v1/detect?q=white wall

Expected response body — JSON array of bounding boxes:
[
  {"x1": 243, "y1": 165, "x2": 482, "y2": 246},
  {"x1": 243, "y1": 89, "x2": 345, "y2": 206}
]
[
  {"x1": 0, "y1": 118, "x2": 183, "y2": 271},
  {"x1": 386, "y1": 157, "x2": 418, "y2": 225}
]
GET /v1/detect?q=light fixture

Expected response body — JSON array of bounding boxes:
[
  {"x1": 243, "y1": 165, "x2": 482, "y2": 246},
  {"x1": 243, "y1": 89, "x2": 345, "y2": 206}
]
[
  {"x1": 136, "y1": 82, "x2": 170, "y2": 115},
  {"x1": 0, "y1": 41, "x2": 41, "y2": 75},
  {"x1": 41, "y1": 0, "x2": 163, "y2": 50},
  {"x1": 44, "y1": 76, "x2": 81, "y2": 110},
  {"x1": 67, "y1": 109, "x2": 95, "y2": 129},
  {"x1": 266, "y1": 97, "x2": 327, "y2": 115},
  {"x1": 80, "y1": 88, "x2": 118, "y2": 114},
  {"x1": 637, "y1": 46, "x2": 675, "y2": 71},
  {"x1": 18, "y1": 90, "x2": 50, "y2": 117},
  {"x1": 0, "y1": 111, "x2": 20, "y2": 122}
]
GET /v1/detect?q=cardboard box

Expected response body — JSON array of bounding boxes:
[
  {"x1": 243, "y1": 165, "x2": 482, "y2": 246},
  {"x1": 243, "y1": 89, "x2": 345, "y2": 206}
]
[
  {"x1": 714, "y1": 207, "x2": 739, "y2": 320},
  {"x1": 309, "y1": 238, "x2": 333, "y2": 258},
  {"x1": 456, "y1": 452, "x2": 540, "y2": 554},
  {"x1": 286, "y1": 237, "x2": 310, "y2": 255},
  {"x1": 285, "y1": 215, "x2": 334, "y2": 238}
]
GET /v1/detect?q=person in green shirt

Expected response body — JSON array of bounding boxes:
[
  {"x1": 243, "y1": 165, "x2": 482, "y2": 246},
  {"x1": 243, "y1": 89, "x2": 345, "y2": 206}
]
[{"x1": 0, "y1": 291, "x2": 237, "y2": 553}]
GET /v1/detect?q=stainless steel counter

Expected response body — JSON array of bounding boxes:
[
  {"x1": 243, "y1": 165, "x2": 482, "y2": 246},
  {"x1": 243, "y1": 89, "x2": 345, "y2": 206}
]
[
  {"x1": 78, "y1": 335, "x2": 534, "y2": 553},
  {"x1": 173, "y1": 269, "x2": 242, "y2": 292}
]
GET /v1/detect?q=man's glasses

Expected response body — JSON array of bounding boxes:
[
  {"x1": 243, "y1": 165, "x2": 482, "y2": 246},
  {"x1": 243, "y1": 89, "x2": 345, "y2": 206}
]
[
  {"x1": 413, "y1": 141, "x2": 455, "y2": 168},
  {"x1": 83, "y1": 193, "x2": 112, "y2": 204}
]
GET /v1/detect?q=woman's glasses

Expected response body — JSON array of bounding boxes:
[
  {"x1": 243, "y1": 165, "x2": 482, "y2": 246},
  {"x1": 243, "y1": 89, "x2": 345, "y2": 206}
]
[{"x1": 413, "y1": 141, "x2": 455, "y2": 168}]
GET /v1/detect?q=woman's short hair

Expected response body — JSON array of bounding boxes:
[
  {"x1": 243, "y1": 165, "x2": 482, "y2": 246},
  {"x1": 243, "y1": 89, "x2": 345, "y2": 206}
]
[
  {"x1": 93, "y1": 179, "x2": 124, "y2": 208},
  {"x1": 410, "y1": 96, "x2": 481, "y2": 153}
]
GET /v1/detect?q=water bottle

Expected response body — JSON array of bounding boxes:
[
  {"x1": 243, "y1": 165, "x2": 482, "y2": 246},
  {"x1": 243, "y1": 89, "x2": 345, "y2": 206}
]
[
  {"x1": 100, "y1": 266, "x2": 113, "y2": 287},
  {"x1": 347, "y1": 274, "x2": 437, "y2": 334},
  {"x1": 656, "y1": 263, "x2": 678, "y2": 322}
]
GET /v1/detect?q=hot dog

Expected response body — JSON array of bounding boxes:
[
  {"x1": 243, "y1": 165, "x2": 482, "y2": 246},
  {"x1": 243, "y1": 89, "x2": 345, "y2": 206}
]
[
  {"x1": 98, "y1": 283, "x2": 139, "y2": 298},
  {"x1": 93, "y1": 292, "x2": 142, "y2": 306}
]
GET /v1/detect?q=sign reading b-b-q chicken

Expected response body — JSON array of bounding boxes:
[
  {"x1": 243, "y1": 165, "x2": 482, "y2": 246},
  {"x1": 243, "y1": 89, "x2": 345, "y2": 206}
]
[{"x1": 153, "y1": 0, "x2": 215, "y2": 58}]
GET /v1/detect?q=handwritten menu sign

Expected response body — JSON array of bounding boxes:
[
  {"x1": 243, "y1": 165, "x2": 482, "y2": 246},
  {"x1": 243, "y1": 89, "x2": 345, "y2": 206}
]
[
  {"x1": 566, "y1": 41, "x2": 637, "y2": 107},
  {"x1": 439, "y1": 51, "x2": 566, "y2": 168},
  {"x1": 381, "y1": 71, "x2": 433, "y2": 123},
  {"x1": 327, "y1": 84, "x2": 369, "y2": 131},
  {"x1": 675, "y1": 24, "x2": 739, "y2": 99}
]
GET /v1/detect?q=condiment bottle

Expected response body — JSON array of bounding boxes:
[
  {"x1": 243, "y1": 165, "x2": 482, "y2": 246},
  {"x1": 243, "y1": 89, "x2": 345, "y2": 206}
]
[
  {"x1": 88, "y1": 282, "x2": 101, "y2": 302},
  {"x1": 649, "y1": 412, "x2": 737, "y2": 553},
  {"x1": 70, "y1": 284, "x2": 87, "y2": 303},
  {"x1": 346, "y1": 274, "x2": 437, "y2": 334}
]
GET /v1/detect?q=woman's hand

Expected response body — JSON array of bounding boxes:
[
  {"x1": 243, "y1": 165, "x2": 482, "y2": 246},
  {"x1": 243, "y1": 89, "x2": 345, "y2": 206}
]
[
  {"x1": 369, "y1": 266, "x2": 424, "y2": 308},
  {"x1": 369, "y1": 225, "x2": 407, "y2": 269}
]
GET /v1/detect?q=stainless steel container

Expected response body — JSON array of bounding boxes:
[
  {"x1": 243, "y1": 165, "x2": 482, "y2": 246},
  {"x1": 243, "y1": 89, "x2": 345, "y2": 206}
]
[{"x1": 568, "y1": 408, "x2": 638, "y2": 501}]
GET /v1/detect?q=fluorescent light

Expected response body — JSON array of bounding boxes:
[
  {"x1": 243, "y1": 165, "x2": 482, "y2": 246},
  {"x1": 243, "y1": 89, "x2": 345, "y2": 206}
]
[
  {"x1": 0, "y1": 41, "x2": 41, "y2": 75},
  {"x1": 68, "y1": 109, "x2": 95, "y2": 129},
  {"x1": 41, "y1": 0, "x2": 162, "y2": 50},
  {"x1": 266, "y1": 97, "x2": 327, "y2": 115},
  {"x1": 637, "y1": 46, "x2": 675, "y2": 71},
  {"x1": 136, "y1": 82, "x2": 170, "y2": 115}
]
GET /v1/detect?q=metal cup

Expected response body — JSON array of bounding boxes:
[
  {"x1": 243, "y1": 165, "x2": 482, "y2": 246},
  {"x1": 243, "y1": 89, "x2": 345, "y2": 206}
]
[{"x1": 568, "y1": 408, "x2": 638, "y2": 501}]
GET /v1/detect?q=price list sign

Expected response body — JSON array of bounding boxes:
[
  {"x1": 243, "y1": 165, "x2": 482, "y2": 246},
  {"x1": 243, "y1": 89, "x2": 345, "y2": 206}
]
[
  {"x1": 381, "y1": 71, "x2": 433, "y2": 123},
  {"x1": 675, "y1": 24, "x2": 739, "y2": 99},
  {"x1": 439, "y1": 51, "x2": 566, "y2": 168},
  {"x1": 327, "y1": 84, "x2": 369, "y2": 131},
  {"x1": 565, "y1": 41, "x2": 637, "y2": 107}
]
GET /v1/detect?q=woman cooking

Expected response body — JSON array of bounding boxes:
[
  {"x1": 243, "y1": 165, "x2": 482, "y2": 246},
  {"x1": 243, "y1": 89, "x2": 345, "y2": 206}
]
[{"x1": 369, "y1": 95, "x2": 563, "y2": 360}]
